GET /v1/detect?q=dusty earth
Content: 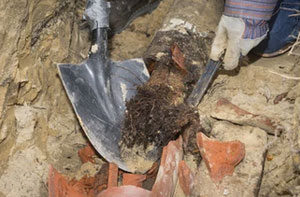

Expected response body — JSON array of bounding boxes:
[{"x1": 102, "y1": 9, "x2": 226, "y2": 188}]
[{"x1": 0, "y1": 0, "x2": 299, "y2": 196}]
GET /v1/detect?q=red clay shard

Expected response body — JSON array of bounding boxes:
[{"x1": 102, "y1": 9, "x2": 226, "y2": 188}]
[
  {"x1": 48, "y1": 165, "x2": 92, "y2": 197},
  {"x1": 171, "y1": 44, "x2": 187, "y2": 74},
  {"x1": 196, "y1": 132, "x2": 245, "y2": 182},
  {"x1": 122, "y1": 173, "x2": 147, "y2": 187},
  {"x1": 214, "y1": 98, "x2": 280, "y2": 134},
  {"x1": 151, "y1": 137, "x2": 183, "y2": 197},
  {"x1": 108, "y1": 163, "x2": 118, "y2": 188},
  {"x1": 178, "y1": 160, "x2": 194, "y2": 196},
  {"x1": 78, "y1": 144, "x2": 97, "y2": 164}
]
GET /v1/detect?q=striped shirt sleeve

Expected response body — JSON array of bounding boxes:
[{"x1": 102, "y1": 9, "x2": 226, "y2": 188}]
[
  {"x1": 242, "y1": 18, "x2": 269, "y2": 39},
  {"x1": 224, "y1": 0, "x2": 278, "y2": 21}
]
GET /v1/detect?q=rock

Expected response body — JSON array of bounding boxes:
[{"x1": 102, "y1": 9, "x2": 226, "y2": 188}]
[
  {"x1": 0, "y1": 0, "x2": 90, "y2": 196},
  {"x1": 258, "y1": 97, "x2": 300, "y2": 196},
  {"x1": 178, "y1": 160, "x2": 194, "y2": 196},
  {"x1": 295, "y1": 97, "x2": 300, "y2": 157},
  {"x1": 151, "y1": 137, "x2": 183, "y2": 197},
  {"x1": 14, "y1": 105, "x2": 37, "y2": 145},
  {"x1": 258, "y1": 134, "x2": 300, "y2": 196},
  {"x1": 193, "y1": 121, "x2": 268, "y2": 197},
  {"x1": 0, "y1": 85, "x2": 8, "y2": 125},
  {"x1": 0, "y1": 146, "x2": 48, "y2": 197},
  {"x1": 122, "y1": 173, "x2": 147, "y2": 187},
  {"x1": 196, "y1": 132, "x2": 245, "y2": 182},
  {"x1": 211, "y1": 98, "x2": 281, "y2": 135}
]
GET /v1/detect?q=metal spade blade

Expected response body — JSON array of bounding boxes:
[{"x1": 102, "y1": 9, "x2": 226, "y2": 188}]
[
  {"x1": 187, "y1": 59, "x2": 221, "y2": 107},
  {"x1": 57, "y1": 0, "x2": 149, "y2": 172}
]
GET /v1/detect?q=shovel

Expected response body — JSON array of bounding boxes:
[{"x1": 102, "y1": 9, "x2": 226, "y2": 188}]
[
  {"x1": 57, "y1": 0, "x2": 149, "y2": 172},
  {"x1": 187, "y1": 59, "x2": 221, "y2": 107}
]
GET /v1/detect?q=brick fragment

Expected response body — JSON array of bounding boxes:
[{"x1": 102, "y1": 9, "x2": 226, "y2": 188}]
[
  {"x1": 122, "y1": 173, "x2": 146, "y2": 187},
  {"x1": 108, "y1": 163, "x2": 118, "y2": 188},
  {"x1": 151, "y1": 137, "x2": 183, "y2": 197},
  {"x1": 196, "y1": 132, "x2": 245, "y2": 182},
  {"x1": 48, "y1": 165, "x2": 92, "y2": 197},
  {"x1": 212, "y1": 98, "x2": 281, "y2": 135},
  {"x1": 178, "y1": 160, "x2": 194, "y2": 196},
  {"x1": 78, "y1": 144, "x2": 97, "y2": 164}
]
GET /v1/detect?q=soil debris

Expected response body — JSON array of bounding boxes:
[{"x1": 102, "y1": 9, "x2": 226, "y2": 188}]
[{"x1": 121, "y1": 85, "x2": 198, "y2": 150}]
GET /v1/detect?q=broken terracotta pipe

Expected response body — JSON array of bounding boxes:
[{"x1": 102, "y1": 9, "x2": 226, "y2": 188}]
[
  {"x1": 212, "y1": 98, "x2": 282, "y2": 135},
  {"x1": 196, "y1": 132, "x2": 245, "y2": 182},
  {"x1": 122, "y1": 173, "x2": 147, "y2": 187},
  {"x1": 178, "y1": 160, "x2": 195, "y2": 196}
]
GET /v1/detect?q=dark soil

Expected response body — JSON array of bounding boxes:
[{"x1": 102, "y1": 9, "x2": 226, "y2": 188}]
[{"x1": 121, "y1": 83, "x2": 201, "y2": 150}]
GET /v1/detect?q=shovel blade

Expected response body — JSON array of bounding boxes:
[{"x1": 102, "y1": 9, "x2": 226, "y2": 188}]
[
  {"x1": 187, "y1": 59, "x2": 221, "y2": 107},
  {"x1": 57, "y1": 58, "x2": 149, "y2": 172}
]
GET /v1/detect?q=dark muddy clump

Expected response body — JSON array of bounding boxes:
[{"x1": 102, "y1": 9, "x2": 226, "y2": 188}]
[{"x1": 121, "y1": 84, "x2": 200, "y2": 150}]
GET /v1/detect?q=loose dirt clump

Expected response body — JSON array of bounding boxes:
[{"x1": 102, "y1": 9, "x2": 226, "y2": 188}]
[{"x1": 121, "y1": 85, "x2": 199, "y2": 150}]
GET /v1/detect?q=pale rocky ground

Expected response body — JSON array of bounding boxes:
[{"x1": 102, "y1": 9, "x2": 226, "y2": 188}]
[
  {"x1": 0, "y1": 0, "x2": 299, "y2": 197},
  {"x1": 193, "y1": 54, "x2": 300, "y2": 196}
]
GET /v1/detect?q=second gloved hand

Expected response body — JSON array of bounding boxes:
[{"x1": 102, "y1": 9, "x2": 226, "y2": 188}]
[{"x1": 210, "y1": 15, "x2": 267, "y2": 70}]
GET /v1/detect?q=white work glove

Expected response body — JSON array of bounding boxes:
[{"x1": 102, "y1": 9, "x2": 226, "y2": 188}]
[{"x1": 210, "y1": 15, "x2": 267, "y2": 70}]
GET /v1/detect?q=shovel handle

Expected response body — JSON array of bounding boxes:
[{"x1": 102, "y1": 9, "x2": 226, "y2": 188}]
[
  {"x1": 88, "y1": 28, "x2": 109, "y2": 60},
  {"x1": 187, "y1": 60, "x2": 221, "y2": 107},
  {"x1": 84, "y1": 0, "x2": 110, "y2": 31}
]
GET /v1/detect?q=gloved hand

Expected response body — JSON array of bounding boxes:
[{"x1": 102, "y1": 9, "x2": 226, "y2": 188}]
[
  {"x1": 210, "y1": 0, "x2": 278, "y2": 70},
  {"x1": 210, "y1": 15, "x2": 267, "y2": 70}
]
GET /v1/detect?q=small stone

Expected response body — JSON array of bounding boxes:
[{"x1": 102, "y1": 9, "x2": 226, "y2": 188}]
[
  {"x1": 196, "y1": 132, "x2": 245, "y2": 182},
  {"x1": 267, "y1": 154, "x2": 273, "y2": 161},
  {"x1": 223, "y1": 188, "x2": 230, "y2": 195}
]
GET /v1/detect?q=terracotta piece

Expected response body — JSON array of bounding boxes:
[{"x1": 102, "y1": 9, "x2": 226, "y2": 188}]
[
  {"x1": 78, "y1": 144, "x2": 97, "y2": 164},
  {"x1": 48, "y1": 165, "x2": 93, "y2": 197},
  {"x1": 146, "y1": 162, "x2": 159, "y2": 179},
  {"x1": 171, "y1": 44, "x2": 187, "y2": 74},
  {"x1": 108, "y1": 163, "x2": 118, "y2": 188},
  {"x1": 122, "y1": 173, "x2": 147, "y2": 187},
  {"x1": 151, "y1": 137, "x2": 183, "y2": 197},
  {"x1": 178, "y1": 160, "x2": 194, "y2": 196},
  {"x1": 196, "y1": 132, "x2": 245, "y2": 182},
  {"x1": 213, "y1": 98, "x2": 280, "y2": 135}
]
